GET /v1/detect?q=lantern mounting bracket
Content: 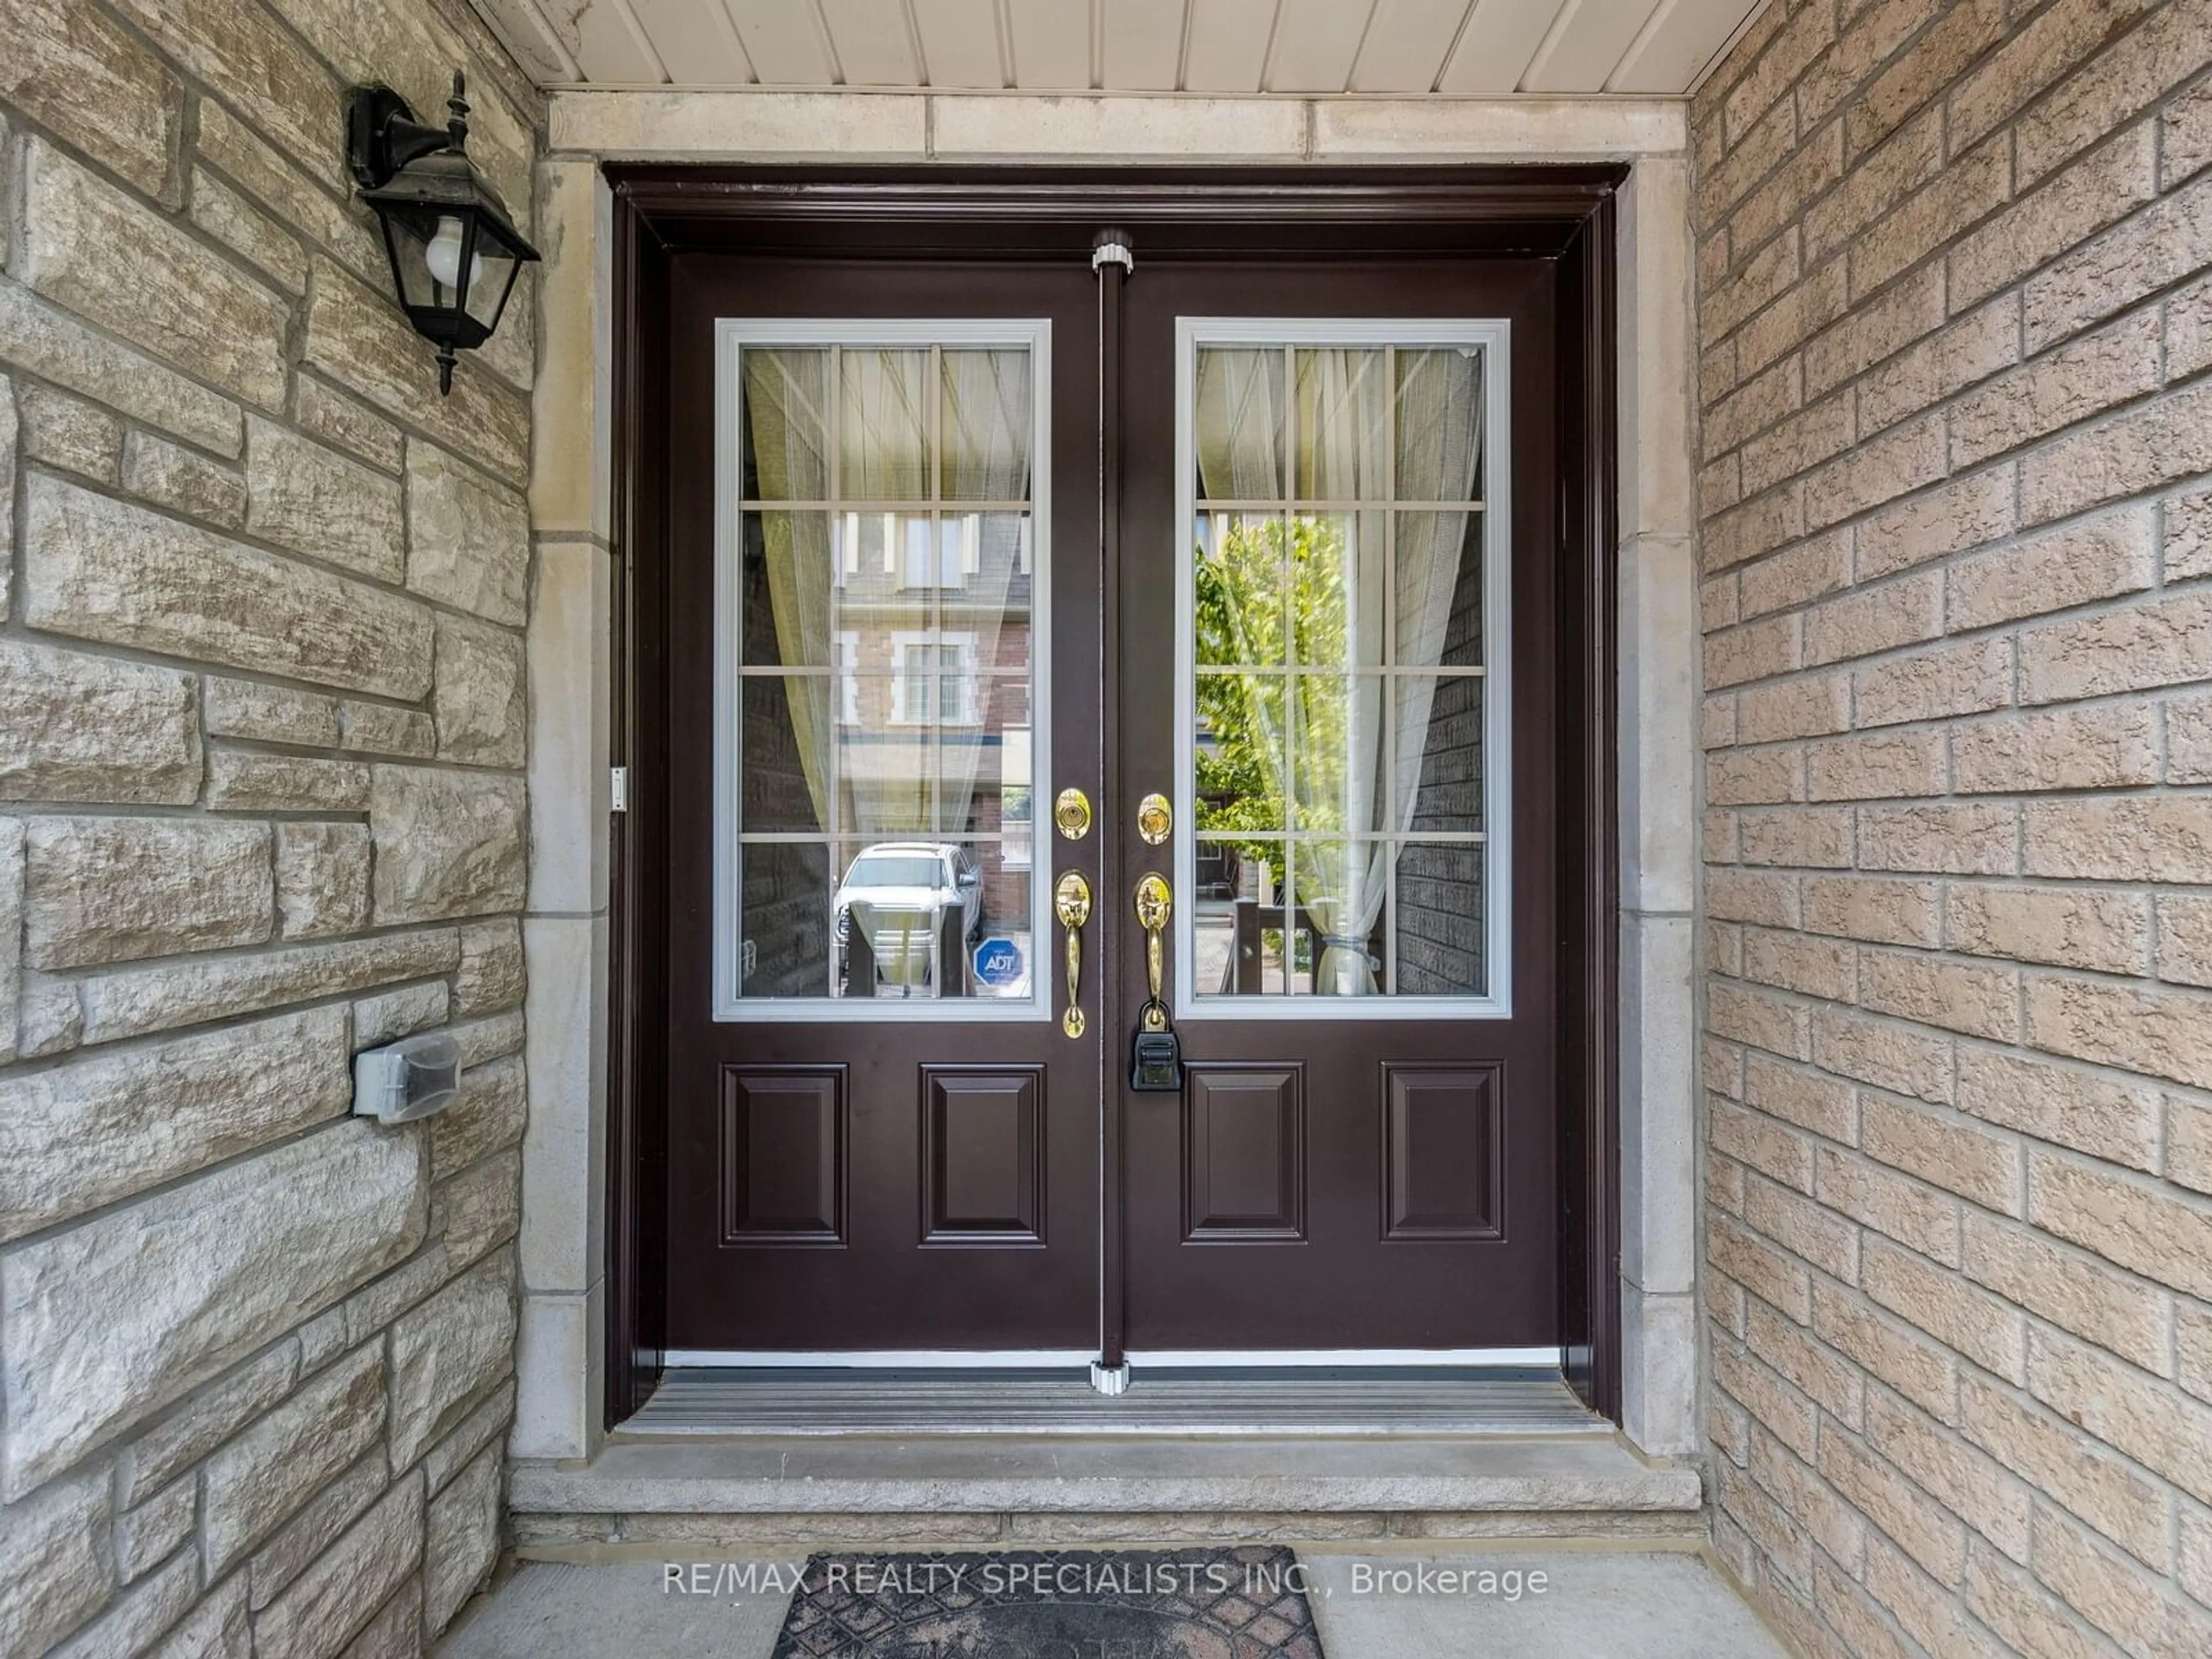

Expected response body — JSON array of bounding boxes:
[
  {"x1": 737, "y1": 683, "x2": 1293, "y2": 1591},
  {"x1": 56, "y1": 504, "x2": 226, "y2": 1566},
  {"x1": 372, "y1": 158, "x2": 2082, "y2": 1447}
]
[{"x1": 346, "y1": 81, "x2": 464, "y2": 193}]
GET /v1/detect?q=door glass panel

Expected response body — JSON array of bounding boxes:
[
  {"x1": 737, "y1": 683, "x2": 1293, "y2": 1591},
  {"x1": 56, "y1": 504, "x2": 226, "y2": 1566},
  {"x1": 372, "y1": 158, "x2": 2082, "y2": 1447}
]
[
  {"x1": 1289, "y1": 512, "x2": 1387, "y2": 670},
  {"x1": 1400, "y1": 676, "x2": 1485, "y2": 836},
  {"x1": 1294, "y1": 348, "x2": 1389, "y2": 501},
  {"x1": 738, "y1": 674, "x2": 828, "y2": 834},
  {"x1": 739, "y1": 349, "x2": 830, "y2": 500},
  {"x1": 735, "y1": 512, "x2": 841, "y2": 665},
  {"x1": 1195, "y1": 513, "x2": 1287, "y2": 668},
  {"x1": 1395, "y1": 511, "x2": 1485, "y2": 671},
  {"x1": 1286, "y1": 838, "x2": 1386, "y2": 996},
  {"x1": 832, "y1": 839, "x2": 1033, "y2": 1001},
  {"x1": 937, "y1": 673, "x2": 1035, "y2": 839},
  {"x1": 1393, "y1": 349, "x2": 1485, "y2": 502},
  {"x1": 1185, "y1": 328, "x2": 1502, "y2": 1010},
  {"x1": 839, "y1": 348, "x2": 930, "y2": 498},
  {"x1": 1393, "y1": 842, "x2": 1486, "y2": 994},
  {"x1": 1193, "y1": 349, "x2": 1285, "y2": 501},
  {"x1": 1195, "y1": 671, "x2": 1286, "y2": 835},
  {"x1": 941, "y1": 350, "x2": 1033, "y2": 500},
  {"x1": 1289, "y1": 674, "x2": 1388, "y2": 836},
  {"x1": 719, "y1": 328, "x2": 1047, "y2": 1016},
  {"x1": 736, "y1": 842, "x2": 833, "y2": 998}
]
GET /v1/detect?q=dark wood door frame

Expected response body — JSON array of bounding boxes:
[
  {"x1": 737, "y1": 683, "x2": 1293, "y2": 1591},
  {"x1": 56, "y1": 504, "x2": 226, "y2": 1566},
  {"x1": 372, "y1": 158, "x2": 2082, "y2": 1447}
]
[{"x1": 603, "y1": 165, "x2": 1625, "y2": 1425}]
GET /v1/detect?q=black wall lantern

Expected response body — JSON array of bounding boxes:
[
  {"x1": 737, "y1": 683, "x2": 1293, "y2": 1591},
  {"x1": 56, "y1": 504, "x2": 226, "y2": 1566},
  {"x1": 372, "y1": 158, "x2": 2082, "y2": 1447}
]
[{"x1": 346, "y1": 71, "x2": 539, "y2": 394}]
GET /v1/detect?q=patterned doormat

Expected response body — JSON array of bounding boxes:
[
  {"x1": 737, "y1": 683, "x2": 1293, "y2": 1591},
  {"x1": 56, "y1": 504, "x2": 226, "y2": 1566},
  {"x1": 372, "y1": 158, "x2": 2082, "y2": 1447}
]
[{"x1": 770, "y1": 1547, "x2": 1326, "y2": 1659}]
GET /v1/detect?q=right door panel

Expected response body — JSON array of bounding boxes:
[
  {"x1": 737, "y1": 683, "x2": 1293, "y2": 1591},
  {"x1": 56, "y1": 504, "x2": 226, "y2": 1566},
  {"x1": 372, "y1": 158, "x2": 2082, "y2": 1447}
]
[{"x1": 1117, "y1": 259, "x2": 1561, "y2": 1354}]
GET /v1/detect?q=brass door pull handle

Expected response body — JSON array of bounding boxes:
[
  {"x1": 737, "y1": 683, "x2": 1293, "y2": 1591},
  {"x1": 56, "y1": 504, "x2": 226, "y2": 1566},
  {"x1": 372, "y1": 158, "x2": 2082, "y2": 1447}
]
[
  {"x1": 1133, "y1": 873, "x2": 1171, "y2": 1016},
  {"x1": 1054, "y1": 870, "x2": 1092, "y2": 1038},
  {"x1": 1130, "y1": 873, "x2": 1181, "y2": 1089}
]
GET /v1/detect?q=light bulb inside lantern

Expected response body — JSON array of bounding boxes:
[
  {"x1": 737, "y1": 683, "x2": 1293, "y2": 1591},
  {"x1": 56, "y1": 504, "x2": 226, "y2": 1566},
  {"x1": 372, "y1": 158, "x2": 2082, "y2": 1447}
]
[{"x1": 423, "y1": 216, "x2": 483, "y2": 293}]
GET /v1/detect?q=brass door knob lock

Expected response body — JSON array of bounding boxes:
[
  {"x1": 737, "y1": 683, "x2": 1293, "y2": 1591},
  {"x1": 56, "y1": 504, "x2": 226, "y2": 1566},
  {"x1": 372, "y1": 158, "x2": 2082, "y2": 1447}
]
[
  {"x1": 1053, "y1": 787, "x2": 1093, "y2": 840},
  {"x1": 1054, "y1": 870, "x2": 1092, "y2": 1037},
  {"x1": 1136, "y1": 793, "x2": 1171, "y2": 845}
]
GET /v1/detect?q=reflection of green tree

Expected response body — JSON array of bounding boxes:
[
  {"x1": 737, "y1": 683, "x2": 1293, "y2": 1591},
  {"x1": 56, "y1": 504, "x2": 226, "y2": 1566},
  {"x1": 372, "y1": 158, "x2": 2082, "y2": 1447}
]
[{"x1": 1193, "y1": 517, "x2": 1353, "y2": 872}]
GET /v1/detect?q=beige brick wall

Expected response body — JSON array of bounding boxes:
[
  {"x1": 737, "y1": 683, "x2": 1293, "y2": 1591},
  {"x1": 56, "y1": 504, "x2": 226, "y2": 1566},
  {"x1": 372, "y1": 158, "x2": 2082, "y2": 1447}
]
[
  {"x1": 1693, "y1": 1, "x2": 2212, "y2": 1653},
  {"x1": 0, "y1": 2, "x2": 538, "y2": 1654}
]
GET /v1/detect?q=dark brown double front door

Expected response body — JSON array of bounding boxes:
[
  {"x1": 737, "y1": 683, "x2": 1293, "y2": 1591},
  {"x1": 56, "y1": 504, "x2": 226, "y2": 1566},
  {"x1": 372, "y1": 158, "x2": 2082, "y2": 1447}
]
[{"x1": 661, "y1": 241, "x2": 1560, "y2": 1364}]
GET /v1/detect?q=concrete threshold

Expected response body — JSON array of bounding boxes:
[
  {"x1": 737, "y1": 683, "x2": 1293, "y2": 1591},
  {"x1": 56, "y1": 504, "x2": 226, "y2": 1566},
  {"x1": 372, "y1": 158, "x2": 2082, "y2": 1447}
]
[{"x1": 622, "y1": 1368, "x2": 1608, "y2": 1436}]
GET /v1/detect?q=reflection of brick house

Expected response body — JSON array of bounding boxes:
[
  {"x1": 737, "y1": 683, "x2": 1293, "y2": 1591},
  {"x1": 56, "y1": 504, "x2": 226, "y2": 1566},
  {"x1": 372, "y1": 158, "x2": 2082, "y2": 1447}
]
[
  {"x1": 738, "y1": 509, "x2": 1033, "y2": 995},
  {"x1": 826, "y1": 510, "x2": 1034, "y2": 930}
]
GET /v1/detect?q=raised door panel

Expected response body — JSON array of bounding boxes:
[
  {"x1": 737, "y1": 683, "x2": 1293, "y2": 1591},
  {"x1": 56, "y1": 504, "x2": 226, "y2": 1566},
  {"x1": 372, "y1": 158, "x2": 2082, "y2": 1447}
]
[
  {"x1": 921, "y1": 1066, "x2": 1046, "y2": 1245},
  {"x1": 1184, "y1": 1064, "x2": 1305, "y2": 1242},
  {"x1": 1382, "y1": 1062, "x2": 1503, "y2": 1240},
  {"x1": 720, "y1": 1066, "x2": 846, "y2": 1244}
]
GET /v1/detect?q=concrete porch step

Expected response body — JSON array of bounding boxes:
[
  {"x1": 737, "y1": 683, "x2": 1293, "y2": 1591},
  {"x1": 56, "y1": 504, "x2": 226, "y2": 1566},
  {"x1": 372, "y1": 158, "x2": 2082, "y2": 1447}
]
[
  {"x1": 507, "y1": 1433, "x2": 1706, "y2": 1550},
  {"x1": 624, "y1": 1366, "x2": 1611, "y2": 1435}
]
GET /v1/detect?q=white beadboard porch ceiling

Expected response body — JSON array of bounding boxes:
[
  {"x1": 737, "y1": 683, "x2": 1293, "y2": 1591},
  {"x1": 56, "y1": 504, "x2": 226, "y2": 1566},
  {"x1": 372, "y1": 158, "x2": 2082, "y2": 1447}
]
[{"x1": 469, "y1": 0, "x2": 1763, "y2": 95}]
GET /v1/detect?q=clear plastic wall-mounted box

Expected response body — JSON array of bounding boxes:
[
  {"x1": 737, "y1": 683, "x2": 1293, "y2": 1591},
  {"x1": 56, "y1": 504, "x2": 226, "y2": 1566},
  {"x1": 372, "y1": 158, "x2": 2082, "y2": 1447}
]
[{"x1": 353, "y1": 1032, "x2": 464, "y2": 1124}]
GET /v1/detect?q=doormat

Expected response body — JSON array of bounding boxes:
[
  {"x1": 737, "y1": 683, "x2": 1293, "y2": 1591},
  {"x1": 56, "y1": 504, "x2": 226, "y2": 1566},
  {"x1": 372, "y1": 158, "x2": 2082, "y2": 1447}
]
[{"x1": 770, "y1": 1547, "x2": 1326, "y2": 1659}]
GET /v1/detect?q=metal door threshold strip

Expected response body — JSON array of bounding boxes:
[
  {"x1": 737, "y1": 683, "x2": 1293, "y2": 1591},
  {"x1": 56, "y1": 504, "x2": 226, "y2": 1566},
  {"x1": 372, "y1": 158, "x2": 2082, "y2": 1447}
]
[{"x1": 624, "y1": 1368, "x2": 1607, "y2": 1437}]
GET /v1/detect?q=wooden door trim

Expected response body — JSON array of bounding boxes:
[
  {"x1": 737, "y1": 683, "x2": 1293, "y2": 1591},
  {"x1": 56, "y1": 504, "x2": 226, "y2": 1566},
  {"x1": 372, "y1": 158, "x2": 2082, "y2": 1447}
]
[
  {"x1": 605, "y1": 177, "x2": 670, "y2": 1423},
  {"x1": 603, "y1": 165, "x2": 1624, "y2": 1426},
  {"x1": 1559, "y1": 196, "x2": 1623, "y2": 1419}
]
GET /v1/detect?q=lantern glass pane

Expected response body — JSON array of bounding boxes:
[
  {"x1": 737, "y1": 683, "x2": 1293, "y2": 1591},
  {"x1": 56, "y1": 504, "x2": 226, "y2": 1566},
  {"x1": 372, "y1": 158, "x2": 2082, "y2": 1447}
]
[
  {"x1": 465, "y1": 245, "x2": 520, "y2": 330},
  {"x1": 381, "y1": 210, "x2": 440, "y2": 312}
]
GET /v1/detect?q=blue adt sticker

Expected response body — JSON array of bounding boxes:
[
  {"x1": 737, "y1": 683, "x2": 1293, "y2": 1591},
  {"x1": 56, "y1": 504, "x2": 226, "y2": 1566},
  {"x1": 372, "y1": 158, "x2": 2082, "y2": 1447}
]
[{"x1": 972, "y1": 937, "x2": 1024, "y2": 987}]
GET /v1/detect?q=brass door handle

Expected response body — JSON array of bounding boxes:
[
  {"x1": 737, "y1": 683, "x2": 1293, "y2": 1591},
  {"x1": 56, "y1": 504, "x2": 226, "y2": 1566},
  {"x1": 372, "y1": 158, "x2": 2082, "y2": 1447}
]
[
  {"x1": 1129, "y1": 873, "x2": 1182, "y2": 1089},
  {"x1": 1054, "y1": 870, "x2": 1092, "y2": 1037},
  {"x1": 1133, "y1": 873, "x2": 1171, "y2": 1028}
]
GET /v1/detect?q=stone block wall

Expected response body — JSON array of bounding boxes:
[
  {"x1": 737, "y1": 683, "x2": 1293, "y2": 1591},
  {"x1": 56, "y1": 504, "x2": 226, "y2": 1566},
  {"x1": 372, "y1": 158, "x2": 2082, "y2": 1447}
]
[
  {"x1": 0, "y1": 1, "x2": 538, "y2": 1654},
  {"x1": 1693, "y1": 1, "x2": 2212, "y2": 1654}
]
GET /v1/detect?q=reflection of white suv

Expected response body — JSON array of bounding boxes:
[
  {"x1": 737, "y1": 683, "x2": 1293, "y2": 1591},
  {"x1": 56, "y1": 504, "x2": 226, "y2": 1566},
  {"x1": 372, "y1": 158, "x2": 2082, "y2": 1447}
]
[{"x1": 833, "y1": 843, "x2": 983, "y2": 991}]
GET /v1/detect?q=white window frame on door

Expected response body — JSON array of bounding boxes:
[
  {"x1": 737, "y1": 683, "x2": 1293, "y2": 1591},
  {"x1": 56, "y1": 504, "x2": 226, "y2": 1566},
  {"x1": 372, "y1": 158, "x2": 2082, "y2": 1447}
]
[
  {"x1": 1172, "y1": 317, "x2": 1514, "y2": 1022},
  {"x1": 713, "y1": 317, "x2": 1053, "y2": 1022}
]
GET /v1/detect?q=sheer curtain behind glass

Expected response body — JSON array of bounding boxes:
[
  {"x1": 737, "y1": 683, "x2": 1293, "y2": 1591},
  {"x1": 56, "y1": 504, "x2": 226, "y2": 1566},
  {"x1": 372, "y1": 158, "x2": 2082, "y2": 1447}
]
[
  {"x1": 937, "y1": 348, "x2": 1032, "y2": 834},
  {"x1": 742, "y1": 347, "x2": 836, "y2": 827},
  {"x1": 1194, "y1": 344, "x2": 1483, "y2": 995},
  {"x1": 743, "y1": 345, "x2": 1030, "y2": 843}
]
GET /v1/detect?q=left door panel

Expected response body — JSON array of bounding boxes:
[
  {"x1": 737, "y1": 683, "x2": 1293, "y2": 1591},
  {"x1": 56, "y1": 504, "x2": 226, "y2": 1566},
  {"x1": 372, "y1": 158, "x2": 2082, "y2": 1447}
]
[{"x1": 664, "y1": 259, "x2": 1103, "y2": 1355}]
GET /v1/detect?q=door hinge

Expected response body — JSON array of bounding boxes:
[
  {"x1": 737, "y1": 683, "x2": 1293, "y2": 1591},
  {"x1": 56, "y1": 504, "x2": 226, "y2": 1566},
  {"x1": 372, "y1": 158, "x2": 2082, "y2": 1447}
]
[{"x1": 609, "y1": 766, "x2": 628, "y2": 813}]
